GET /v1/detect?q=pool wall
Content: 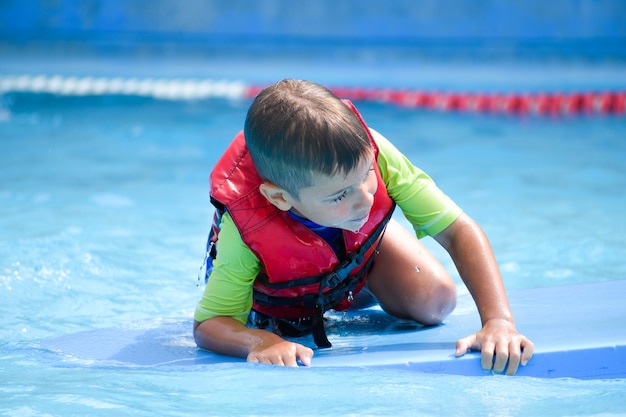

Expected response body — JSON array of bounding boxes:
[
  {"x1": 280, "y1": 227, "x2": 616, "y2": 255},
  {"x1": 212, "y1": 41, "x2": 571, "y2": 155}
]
[{"x1": 1, "y1": 0, "x2": 625, "y2": 60}]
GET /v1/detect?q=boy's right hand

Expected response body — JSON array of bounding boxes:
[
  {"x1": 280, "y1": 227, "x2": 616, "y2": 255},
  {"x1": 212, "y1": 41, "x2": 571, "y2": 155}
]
[
  {"x1": 194, "y1": 317, "x2": 313, "y2": 367},
  {"x1": 247, "y1": 338, "x2": 314, "y2": 367}
]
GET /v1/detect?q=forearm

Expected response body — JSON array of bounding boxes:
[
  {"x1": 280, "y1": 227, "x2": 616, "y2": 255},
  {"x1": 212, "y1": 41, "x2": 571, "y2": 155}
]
[
  {"x1": 193, "y1": 316, "x2": 285, "y2": 358},
  {"x1": 435, "y1": 213, "x2": 514, "y2": 325},
  {"x1": 436, "y1": 213, "x2": 534, "y2": 374}
]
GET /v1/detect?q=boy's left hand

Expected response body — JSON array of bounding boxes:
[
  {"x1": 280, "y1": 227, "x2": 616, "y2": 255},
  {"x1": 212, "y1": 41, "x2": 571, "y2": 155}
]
[{"x1": 455, "y1": 318, "x2": 534, "y2": 375}]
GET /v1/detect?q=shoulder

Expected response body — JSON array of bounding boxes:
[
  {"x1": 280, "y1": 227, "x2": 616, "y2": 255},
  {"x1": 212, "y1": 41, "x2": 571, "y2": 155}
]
[
  {"x1": 367, "y1": 127, "x2": 416, "y2": 181},
  {"x1": 368, "y1": 127, "x2": 406, "y2": 162},
  {"x1": 368, "y1": 127, "x2": 390, "y2": 150},
  {"x1": 216, "y1": 211, "x2": 260, "y2": 269}
]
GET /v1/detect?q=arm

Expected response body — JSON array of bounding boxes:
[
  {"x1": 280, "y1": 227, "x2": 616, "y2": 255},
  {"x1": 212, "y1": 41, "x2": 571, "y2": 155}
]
[
  {"x1": 194, "y1": 212, "x2": 313, "y2": 366},
  {"x1": 370, "y1": 127, "x2": 533, "y2": 374},
  {"x1": 193, "y1": 317, "x2": 313, "y2": 366},
  {"x1": 434, "y1": 213, "x2": 534, "y2": 375}
]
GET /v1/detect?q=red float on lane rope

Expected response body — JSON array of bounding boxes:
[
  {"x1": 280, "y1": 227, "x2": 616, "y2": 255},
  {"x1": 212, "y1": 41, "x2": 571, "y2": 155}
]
[{"x1": 245, "y1": 85, "x2": 626, "y2": 116}]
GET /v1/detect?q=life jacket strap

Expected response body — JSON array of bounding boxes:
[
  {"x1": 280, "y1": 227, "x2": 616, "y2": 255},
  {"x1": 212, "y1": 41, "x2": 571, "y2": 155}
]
[
  {"x1": 311, "y1": 305, "x2": 332, "y2": 348},
  {"x1": 248, "y1": 308, "x2": 332, "y2": 349}
]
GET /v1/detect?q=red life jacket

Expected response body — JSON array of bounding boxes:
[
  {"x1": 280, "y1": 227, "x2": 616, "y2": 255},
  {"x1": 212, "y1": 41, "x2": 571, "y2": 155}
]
[{"x1": 208, "y1": 100, "x2": 395, "y2": 347}]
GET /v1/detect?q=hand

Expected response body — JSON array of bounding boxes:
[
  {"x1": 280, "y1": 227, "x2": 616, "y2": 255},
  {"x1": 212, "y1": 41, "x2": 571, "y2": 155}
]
[
  {"x1": 247, "y1": 339, "x2": 314, "y2": 367},
  {"x1": 455, "y1": 318, "x2": 534, "y2": 375}
]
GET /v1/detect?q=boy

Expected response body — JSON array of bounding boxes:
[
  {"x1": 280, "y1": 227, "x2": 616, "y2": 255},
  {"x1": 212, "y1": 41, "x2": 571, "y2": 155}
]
[{"x1": 194, "y1": 79, "x2": 533, "y2": 375}]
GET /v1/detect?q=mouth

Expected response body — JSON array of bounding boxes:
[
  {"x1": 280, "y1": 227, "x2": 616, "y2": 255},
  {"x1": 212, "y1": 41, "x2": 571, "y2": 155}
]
[{"x1": 351, "y1": 213, "x2": 369, "y2": 226}]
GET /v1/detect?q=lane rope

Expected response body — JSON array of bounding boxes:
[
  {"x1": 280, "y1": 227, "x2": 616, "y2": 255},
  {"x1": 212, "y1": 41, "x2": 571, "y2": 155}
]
[{"x1": 1, "y1": 74, "x2": 624, "y2": 115}]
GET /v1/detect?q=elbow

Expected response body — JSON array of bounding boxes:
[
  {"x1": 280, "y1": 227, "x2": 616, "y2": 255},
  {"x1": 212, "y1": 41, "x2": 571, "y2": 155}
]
[{"x1": 422, "y1": 280, "x2": 457, "y2": 326}]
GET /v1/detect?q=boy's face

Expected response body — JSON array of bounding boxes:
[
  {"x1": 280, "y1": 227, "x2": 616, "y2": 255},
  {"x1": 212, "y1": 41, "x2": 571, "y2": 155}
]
[{"x1": 286, "y1": 152, "x2": 378, "y2": 232}]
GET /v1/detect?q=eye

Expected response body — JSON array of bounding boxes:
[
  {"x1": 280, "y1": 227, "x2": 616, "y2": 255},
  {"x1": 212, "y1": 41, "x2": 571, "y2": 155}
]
[{"x1": 331, "y1": 190, "x2": 349, "y2": 204}]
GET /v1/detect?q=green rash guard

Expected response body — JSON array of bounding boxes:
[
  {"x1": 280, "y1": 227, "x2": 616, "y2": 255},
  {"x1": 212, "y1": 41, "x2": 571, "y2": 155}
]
[{"x1": 194, "y1": 129, "x2": 463, "y2": 324}]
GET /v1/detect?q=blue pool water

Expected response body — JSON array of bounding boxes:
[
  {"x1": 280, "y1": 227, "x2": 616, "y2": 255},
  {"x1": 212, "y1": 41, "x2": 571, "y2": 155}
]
[{"x1": 1, "y1": 90, "x2": 626, "y2": 416}]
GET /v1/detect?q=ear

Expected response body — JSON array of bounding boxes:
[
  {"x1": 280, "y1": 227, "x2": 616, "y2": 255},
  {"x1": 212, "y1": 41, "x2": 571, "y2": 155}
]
[{"x1": 258, "y1": 182, "x2": 295, "y2": 211}]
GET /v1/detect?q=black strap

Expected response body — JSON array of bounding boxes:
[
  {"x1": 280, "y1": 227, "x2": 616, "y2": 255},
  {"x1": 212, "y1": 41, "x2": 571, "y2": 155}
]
[
  {"x1": 251, "y1": 207, "x2": 394, "y2": 348},
  {"x1": 311, "y1": 313, "x2": 333, "y2": 349},
  {"x1": 255, "y1": 205, "x2": 395, "y2": 291},
  {"x1": 252, "y1": 224, "x2": 384, "y2": 310},
  {"x1": 311, "y1": 306, "x2": 332, "y2": 348}
]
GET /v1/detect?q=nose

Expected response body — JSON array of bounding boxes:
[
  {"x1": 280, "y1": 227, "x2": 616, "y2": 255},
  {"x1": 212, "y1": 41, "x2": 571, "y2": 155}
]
[{"x1": 354, "y1": 182, "x2": 375, "y2": 212}]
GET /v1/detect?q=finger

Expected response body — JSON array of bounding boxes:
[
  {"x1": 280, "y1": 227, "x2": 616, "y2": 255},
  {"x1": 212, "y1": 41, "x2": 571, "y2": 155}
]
[
  {"x1": 282, "y1": 354, "x2": 298, "y2": 367},
  {"x1": 247, "y1": 353, "x2": 274, "y2": 365},
  {"x1": 505, "y1": 341, "x2": 522, "y2": 376},
  {"x1": 480, "y1": 341, "x2": 495, "y2": 371},
  {"x1": 492, "y1": 342, "x2": 510, "y2": 374},
  {"x1": 247, "y1": 353, "x2": 284, "y2": 366},
  {"x1": 520, "y1": 337, "x2": 535, "y2": 366},
  {"x1": 455, "y1": 335, "x2": 477, "y2": 357},
  {"x1": 455, "y1": 339, "x2": 469, "y2": 357},
  {"x1": 296, "y1": 345, "x2": 314, "y2": 366}
]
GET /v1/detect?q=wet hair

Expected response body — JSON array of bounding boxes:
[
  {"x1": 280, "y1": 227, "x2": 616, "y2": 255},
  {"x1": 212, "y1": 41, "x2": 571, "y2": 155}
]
[{"x1": 244, "y1": 79, "x2": 372, "y2": 199}]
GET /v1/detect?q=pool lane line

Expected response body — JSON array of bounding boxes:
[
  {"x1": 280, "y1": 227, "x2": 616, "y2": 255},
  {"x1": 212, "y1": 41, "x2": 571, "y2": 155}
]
[{"x1": 1, "y1": 74, "x2": 624, "y2": 115}]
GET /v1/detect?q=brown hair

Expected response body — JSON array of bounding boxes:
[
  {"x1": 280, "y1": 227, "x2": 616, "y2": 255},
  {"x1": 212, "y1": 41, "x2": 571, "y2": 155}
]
[{"x1": 244, "y1": 79, "x2": 372, "y2": 198}]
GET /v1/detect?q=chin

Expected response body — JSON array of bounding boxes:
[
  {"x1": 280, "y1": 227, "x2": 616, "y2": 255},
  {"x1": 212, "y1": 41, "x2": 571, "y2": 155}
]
[{"x1": 347, "y1": 222, "x2": 367, "y2": 233}]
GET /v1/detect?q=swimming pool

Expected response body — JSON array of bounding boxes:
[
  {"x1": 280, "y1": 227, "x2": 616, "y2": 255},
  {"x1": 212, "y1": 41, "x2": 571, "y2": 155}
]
[{"x1": 1, "y1": 75, "x2": 626, "y2": 415}]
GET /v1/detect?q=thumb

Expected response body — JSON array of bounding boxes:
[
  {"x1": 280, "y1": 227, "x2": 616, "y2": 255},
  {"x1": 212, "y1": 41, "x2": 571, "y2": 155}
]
[{"x1": 455, "y1": 334, "x2": 478, "y2": 357}]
